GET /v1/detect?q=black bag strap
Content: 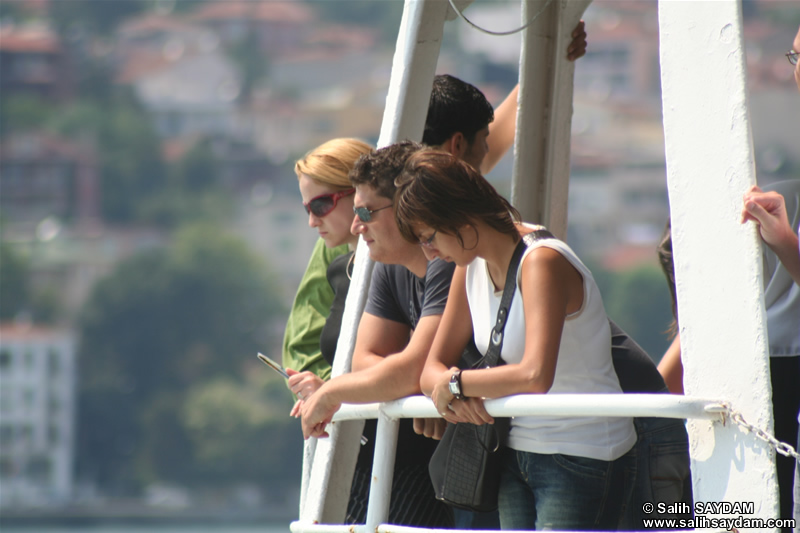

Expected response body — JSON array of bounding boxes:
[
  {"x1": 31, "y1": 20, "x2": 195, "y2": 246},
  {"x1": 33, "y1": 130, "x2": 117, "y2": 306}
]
[
  {"x1": 468, "y1": 227, "x2": 553, "y2": 452},
  {"x1": 476, "y1": 227, "x2": 554, "y2": 369}
]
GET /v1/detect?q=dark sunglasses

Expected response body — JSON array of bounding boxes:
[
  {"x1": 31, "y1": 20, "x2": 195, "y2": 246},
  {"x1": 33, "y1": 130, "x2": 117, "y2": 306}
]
[
  {"x1": 353, "y1": 204, "x2": 393, "y2": 223},
  {"x1": 303, "y1": 188, "x2": 355, "y2": 218}
]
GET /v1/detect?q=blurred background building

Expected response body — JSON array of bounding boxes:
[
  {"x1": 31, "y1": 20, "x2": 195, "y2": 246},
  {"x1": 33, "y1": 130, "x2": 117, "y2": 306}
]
[{"x1": 0, "y1": 324, "x2": 76, "y2": 507}]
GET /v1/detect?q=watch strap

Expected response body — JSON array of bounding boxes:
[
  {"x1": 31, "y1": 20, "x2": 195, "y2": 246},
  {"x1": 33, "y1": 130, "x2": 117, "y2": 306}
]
[{"x1": 449, "y1": 369, "x2": 465, "y2": 400}]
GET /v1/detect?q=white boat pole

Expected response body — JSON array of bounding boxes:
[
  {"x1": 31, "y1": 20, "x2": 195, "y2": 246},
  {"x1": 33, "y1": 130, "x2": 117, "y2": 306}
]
[
  {"x1": 364, "y1": 410, "x2": 401, "y2": 532},
  {"x1": 512, "y1": 0, "x2": 590, "y2": 239},
  {"x1": 301, "y1": 0, "x2": 453, "y2": 525},
  {"x1": 658, "y1": 0, "x2": 779, "y2": 522}
]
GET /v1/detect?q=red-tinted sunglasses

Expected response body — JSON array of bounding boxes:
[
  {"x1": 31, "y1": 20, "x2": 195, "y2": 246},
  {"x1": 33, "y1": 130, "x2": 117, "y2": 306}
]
[{"x1": 303, "y1": 188, "x2": 355, "y2": 218}]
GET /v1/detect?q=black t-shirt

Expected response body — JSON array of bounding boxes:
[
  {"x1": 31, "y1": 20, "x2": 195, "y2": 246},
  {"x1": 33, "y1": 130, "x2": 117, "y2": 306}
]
[
  {"x1": 321, "y1": 251, "x2": 354, "y2": 365},
  {"x1": 609, "y1": 320, "x2": 668, "y2": 393}
]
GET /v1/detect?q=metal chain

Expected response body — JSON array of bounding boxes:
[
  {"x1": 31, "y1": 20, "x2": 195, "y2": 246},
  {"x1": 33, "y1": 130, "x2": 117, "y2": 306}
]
[
  {"x1": 447, "y1": 0, "x2": 556, "y2": 37},
  {"x1": 726, "y1": 406, "x2": 800, "y2": 461}
]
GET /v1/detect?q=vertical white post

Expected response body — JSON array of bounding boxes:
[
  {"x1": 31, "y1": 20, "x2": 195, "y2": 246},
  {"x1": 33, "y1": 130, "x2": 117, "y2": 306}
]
[
  {"x1": 376, "y1": 0, "x2": 452, "y2": 148},
  {"x1": 364, "y1": 411, "x2": 400, "y2": 532},
  {"x1": 658, "y1": 0, "x2": 778, "y2": 524},
  {"x1": 512, "y1": 0, "x2": 590, "y2": 239},
  {"x1": 300, "y1": 0, "x2": 451, "y2": 525}
]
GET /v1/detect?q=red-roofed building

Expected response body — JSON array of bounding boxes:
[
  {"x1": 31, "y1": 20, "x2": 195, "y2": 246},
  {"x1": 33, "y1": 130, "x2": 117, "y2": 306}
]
[
  {"x1": 0, "y1": 23, "x2": 71, "y2": 101},
  {"x1": 0, "y1": 0, "x2": 49, "y2": 18},
  {"x1": 190, "y1": 0, "x2": 314, "y2": 56},
  {"x1": 0, "y1": 133, "x2": 99, "y2": 225}
]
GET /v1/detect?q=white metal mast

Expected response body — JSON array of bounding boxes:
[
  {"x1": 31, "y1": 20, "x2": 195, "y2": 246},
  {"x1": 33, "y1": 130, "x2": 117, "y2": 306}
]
[{"x1": 658, "y1": 0, "x2": 778, "y2": 518}]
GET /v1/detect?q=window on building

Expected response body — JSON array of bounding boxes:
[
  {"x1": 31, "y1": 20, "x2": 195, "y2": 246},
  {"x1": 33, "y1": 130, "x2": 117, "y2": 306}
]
[
  {"x1": 26, "y1": 455, "x2": 52, "y2": 483},
  {"x1": 48, "y1": 391, "x2": 61, "y2": 414},
  {"x1": 20, "y1": 425, "x2": 33, "y2": 445},
  {"x1": 0, "y1": 457, "x2": 13, "y2": 478},
  {"x1": 24, "y1": 389, "x2": 35, "y2": 410},
  {"x1": 0, "y1": 425, "x2": 13, "y2": 446},
  {"x1": 48, "y1": 348, "x2": 61, "y2": 376},
  {"x1": 0, "y1": 349, "x2": 12, "y2": 371},
  {"x1": 48, "y1": 424, "x2": 60, "y2": 446},
  {"x1": 0, "y1": 389, "x2": 11, "y2": 413}
]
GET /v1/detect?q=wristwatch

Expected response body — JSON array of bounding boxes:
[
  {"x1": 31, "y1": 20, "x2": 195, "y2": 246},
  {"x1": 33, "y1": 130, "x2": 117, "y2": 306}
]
[{"x1": 449, "y1": 369, "x2": 465, "y2": 400}]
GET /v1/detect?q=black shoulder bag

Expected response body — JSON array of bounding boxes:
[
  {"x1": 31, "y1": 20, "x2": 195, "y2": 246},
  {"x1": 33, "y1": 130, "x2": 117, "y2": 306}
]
[{"x1": 428, "y1": 229, "x2": 552, "y2": 512}]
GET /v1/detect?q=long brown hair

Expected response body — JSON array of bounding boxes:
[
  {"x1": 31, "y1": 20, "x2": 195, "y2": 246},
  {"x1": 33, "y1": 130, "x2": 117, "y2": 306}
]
[{"x1": 394, "y1": 149, "x2": 520, "y2": 247}]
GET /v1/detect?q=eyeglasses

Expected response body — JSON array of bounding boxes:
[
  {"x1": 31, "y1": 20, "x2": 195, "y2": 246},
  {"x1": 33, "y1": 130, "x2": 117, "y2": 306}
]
[
  {"x1": 353, "y1": 204, "x2": 392, "y2": 223},
  {"x1": 303, "y1": 188, "x2": 355, "y2": 218},
  {"x1": 788, "y1": 49, "x2": 799, "y2": 66},
  {"x1": 419, "y1": 231, "x2": 437, "y2": 248}
]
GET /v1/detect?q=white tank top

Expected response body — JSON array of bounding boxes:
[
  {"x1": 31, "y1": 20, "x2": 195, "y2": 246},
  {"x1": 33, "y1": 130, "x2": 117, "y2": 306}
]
[{"x1": 465, "y1": 231, "x2": 636, "y2": 461}]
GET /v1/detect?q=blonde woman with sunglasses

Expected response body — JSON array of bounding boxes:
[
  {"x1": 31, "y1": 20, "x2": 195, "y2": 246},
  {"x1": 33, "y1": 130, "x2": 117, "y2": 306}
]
[{"x1": 282, "y1": 138, "x2": 372, "y2": 401}]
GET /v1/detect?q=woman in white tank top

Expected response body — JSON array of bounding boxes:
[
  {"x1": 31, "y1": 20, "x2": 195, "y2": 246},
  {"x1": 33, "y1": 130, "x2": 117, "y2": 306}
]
[{"x1": 395, "y1": 150, "x2": 636, "y2": 531}]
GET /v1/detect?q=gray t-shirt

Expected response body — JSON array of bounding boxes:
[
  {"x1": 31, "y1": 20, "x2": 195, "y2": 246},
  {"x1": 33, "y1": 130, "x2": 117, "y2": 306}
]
[{"x1": 365, "y1": 258, "x2": 454, "y2": 328}]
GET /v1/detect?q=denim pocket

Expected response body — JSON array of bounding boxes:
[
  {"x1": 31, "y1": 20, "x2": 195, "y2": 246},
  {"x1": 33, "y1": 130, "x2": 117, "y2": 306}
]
[
  {"x1": 552, "y1": 453, "x2": 610, "y2": 479},
  {"x1": 649, "y1": 441, "x2": 691, "y2": 506}
]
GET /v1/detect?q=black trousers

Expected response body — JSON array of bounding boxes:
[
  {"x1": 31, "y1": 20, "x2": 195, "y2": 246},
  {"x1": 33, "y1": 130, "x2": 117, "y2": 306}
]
[{"x1": 346, "y1": 462, "x2": 454, "y2": 528}]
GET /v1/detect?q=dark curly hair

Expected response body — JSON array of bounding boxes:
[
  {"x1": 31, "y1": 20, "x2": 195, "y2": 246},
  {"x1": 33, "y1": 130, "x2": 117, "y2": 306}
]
[{"x1": 348, "y1": 141, "x2": 424, "y2": 201}]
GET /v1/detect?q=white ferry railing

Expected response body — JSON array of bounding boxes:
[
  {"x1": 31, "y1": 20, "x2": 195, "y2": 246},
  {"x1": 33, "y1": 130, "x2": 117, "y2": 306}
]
[{"x1": 290, "y1": 393, "x2": 728, "y2": 533}]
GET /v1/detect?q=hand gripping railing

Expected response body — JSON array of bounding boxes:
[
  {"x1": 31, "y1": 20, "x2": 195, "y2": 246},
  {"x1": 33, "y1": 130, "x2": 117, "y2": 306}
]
[{"x1": 290, "y1": 393, "x2": 727, "y2": 533}]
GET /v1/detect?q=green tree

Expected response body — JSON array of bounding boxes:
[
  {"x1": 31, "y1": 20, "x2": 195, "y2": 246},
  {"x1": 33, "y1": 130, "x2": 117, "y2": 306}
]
[
  {"x1": 50, "y1": 101, "x2": 166, "y2": 223},
  {"x1": 50, "y1": 0, "x2": 148, "y2": 37},
  {"x1": 227, "y1": 26, "x2": 268, "y2": 103},
  {"x1": 172, "y1": 138, "x2": 219, "y2": 192},
  {"x1": 0, "y1": 243, "x2": 31, "y2": 320},
  {"x1": 167, "y1": 0, "x2": 209, "y2": 14},
  {"x1": 141, "y1": 137, "x2": 236, "y2": 228},
  {"x1": 594, "y1": 264, "x2": 674, "y2": 362},
  {"x1": 139, "y1": 187, "x2": 234, "y2": 230},
  {"x1": 179, "y1": 373, "x2": 301, "y2": 486},
  {"x1": 0, "y1": 242, "x2": 62, "y2": 323},
  {"x1": 76, "y1": 225, "x2": 286, "y2": 492},
  {"x1": 0, "y1": 95, "x2": 55, "y2": 139},
  {"x1": 0, "y1": 1, "x2": 25, "y2": 20}
]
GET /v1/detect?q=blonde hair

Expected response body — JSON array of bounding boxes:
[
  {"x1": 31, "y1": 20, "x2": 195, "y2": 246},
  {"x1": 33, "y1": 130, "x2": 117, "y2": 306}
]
[{"x1": 295, "y1": 138, "x2": 373, "y2": 190}]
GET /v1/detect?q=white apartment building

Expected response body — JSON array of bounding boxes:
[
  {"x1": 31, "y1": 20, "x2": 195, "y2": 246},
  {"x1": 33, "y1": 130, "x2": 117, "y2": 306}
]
[{"x1": 0, "y1": 323, "x2": 76, "y2": 508}]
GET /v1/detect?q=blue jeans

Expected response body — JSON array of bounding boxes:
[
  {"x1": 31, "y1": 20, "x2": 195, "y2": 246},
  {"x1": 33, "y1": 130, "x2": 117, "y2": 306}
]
[
  {"x1": 453, "y1": 508, "x2": 500, "y2": 530},
  {"x1": 618, "y1": 417, "x2": 693, "y2": 530},
  {"x1": 498, "y1": 447, "x2": 627, "y2": 530}
]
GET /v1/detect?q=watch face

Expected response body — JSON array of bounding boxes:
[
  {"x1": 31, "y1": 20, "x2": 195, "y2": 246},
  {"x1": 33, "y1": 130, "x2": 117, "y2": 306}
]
[{"x1": 449, "y1": 380, "x2": 459, "y2": 396}]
